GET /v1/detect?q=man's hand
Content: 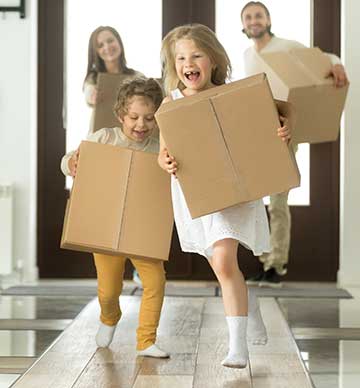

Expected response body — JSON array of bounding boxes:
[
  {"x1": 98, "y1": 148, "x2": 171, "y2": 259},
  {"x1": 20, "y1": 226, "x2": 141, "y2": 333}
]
[{"x1": 327, "y1": 64, "x2": 348, "y2": 88}]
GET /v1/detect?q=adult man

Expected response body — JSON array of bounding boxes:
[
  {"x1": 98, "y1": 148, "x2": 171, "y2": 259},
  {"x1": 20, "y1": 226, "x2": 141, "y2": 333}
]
[{"x1": 241, "y1": 1, "x2": 348, "y2": 286}]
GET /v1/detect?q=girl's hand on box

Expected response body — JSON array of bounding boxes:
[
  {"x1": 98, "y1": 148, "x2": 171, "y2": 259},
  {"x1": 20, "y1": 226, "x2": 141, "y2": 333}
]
[
  {"x1": 158, "y1": 148, "x2": 178, "y2": 176},
  {"x1": 68, "y1": 148, "x2": 80, "y2": 177},
  {"x1": 277, "y1": 116, "x2": 291, "y2": 144}
]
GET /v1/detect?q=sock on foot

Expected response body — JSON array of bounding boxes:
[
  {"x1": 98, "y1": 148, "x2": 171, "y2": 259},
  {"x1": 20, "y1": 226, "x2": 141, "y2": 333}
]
[
  {"x1": 221, "y1": 316, "x2": 248, "y2": 369},
  {"x1": 247, "y1": 290, "x2": 268, "y2": 345},
  {"x1": 95, "y1": 322, "x2": 117, "y2": 348},
  {"x1": 137, "y1": 344, "x2": 170, "y2": 358}
]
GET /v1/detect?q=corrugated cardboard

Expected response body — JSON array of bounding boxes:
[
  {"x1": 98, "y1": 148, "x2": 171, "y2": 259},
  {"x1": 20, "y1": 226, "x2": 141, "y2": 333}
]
[
  {"x1": 93, "y1": 73, "x2": 128, "y2": 132},
  {"x1": 155, "y1": 74, "x2": 300, "y2": 219},
  {"x1": 61, "y1": 141, "x2": 173, "y2": 261},
  {"x1": 256, "y1": 47, "x2": 349, "y2": 144}
]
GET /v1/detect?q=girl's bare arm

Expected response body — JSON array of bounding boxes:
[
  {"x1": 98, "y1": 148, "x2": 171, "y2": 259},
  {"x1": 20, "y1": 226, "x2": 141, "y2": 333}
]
[{"x1": 158, "y1": 96, "x2": 178, "y2": 175}]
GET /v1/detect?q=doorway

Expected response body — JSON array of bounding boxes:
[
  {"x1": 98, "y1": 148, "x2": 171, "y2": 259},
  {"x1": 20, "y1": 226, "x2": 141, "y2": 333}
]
[{"x1": 37, "y1": 0, "x2": 341, "y2": 281}]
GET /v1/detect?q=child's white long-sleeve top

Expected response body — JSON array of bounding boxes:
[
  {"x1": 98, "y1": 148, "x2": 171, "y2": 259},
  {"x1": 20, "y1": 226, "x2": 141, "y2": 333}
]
[
  {"x1": 60, "y1": 127, "x2": 159, "y2": 176},
  {"x1": 243, "y1": 36, "x2": 342, "y2": 77}
]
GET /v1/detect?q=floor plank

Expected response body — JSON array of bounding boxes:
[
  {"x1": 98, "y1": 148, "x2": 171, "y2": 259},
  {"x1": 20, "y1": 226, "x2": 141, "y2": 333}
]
[
  {"x1": 72, "y1": 351, "x2": 142, "y2": 388},
  {"x1": 249, "y1": 299, "x2": 312, "y2": 388},
  {"x1": 133, "y1": 375, "x2": 193, "y2": 388},
  {"x1": 10, "y1": 296, "x2": 312, "y2": 387},
  {"x1": 0, "y1": 356, "x2": 36, "y2": 374},
  {"x1": 10, "y1": 299, "x2": 99, "y2": 388},
  {"x1": 195, "y1": 299, "x2": 252, "y2": 387},
  {"x1": 139, "y1": 353, "x2": 196, "y2": 376},
  {"x1": 0, "y1": 319, "x2": 72, "y2": 331}
]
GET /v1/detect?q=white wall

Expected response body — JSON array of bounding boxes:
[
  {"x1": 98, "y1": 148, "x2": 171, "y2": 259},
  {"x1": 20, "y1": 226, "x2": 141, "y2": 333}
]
[
  {"x1": 0, "y1": 0, "x2": 38, "y2": 281},
  {"x1": 339, "y1": 0, "x2": 360, "y2": 286}
]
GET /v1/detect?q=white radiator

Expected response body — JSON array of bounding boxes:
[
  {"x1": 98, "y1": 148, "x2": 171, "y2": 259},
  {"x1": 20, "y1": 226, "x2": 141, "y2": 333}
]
[{"x1": 0, "y1": 184, "x2": 13, "y2": 275}]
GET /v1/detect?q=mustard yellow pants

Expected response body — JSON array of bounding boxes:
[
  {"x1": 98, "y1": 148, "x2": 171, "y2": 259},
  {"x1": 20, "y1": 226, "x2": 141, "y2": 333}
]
[{"x1": 93, "y1": 253, "x2": 166, "y2": 350}]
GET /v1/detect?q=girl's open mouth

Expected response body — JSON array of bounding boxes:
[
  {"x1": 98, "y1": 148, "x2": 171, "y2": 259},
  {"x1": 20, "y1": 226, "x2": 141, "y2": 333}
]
[{"x1": 184, "y1": 71, "x2": 200, "y2": 82}]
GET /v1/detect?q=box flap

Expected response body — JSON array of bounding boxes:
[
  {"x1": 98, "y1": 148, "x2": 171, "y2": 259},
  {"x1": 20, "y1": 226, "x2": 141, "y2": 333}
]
[
  {"x1": 260, "y1": 51, "x2": 316, "y2": 88},
  {"x1": 289, "y1": 47, "x2": 333, "y2": 84},
  {"x1": 288, "y1": 83, "x2": 349, "y2": 143},
  {"x1": 155, "y1": 74, "x2": 266, "y2": 116},
  {"x1": 212, "y1": 77, "x2": 300, "y2": 199},
  {"x1": 157, "y1": 98, "x2": 242, "y2": 218},
  {"x1": 63, "y1": 141, "x2": 131, "y2": 249},
  {"x1": 119, "y1": 151, "x2": 173, "y2": 260},
  {"x1": 260, "y1": 47, "x2": 333, "y2": 88}
]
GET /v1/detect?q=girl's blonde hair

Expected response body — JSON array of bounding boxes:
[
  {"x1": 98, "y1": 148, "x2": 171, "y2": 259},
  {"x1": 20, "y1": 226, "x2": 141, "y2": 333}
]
[
  {"x1": 161, "y1": 24, "x2": 232, "y2": 95},
  {"x1": 113, "y1": 77, "x2": 163, "y2": 118}
]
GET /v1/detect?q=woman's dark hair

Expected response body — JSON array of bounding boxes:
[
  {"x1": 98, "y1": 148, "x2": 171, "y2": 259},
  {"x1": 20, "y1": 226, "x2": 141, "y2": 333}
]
[{"x1": 84, "y1": 26, "x2": 136, "y2": 86}]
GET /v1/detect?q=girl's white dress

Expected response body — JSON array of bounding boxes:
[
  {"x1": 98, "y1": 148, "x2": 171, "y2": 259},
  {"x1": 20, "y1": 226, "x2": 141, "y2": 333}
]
[{"x1": 170, "y1": 88, "x2": 271, "y2": 260}]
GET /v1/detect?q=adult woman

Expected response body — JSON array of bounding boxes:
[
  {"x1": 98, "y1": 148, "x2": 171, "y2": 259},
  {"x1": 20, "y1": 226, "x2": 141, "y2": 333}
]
[{"x1": 84, "y1": 26, "x2": 143, "y2": 133}]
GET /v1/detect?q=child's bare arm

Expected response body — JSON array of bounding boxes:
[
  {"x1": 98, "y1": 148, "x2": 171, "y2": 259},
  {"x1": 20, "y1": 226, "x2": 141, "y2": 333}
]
[
  {"x1": 158, "y1": 132, "x2": 178, "y2": 175},
  {"x1": 158, "y1": 97, "x2": 178, "y2": 175}
]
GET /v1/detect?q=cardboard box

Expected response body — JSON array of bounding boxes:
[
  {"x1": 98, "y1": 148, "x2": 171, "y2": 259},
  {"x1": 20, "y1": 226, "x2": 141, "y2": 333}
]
[
  {"x1": 93, "y1": 73, "x2": 128, "y2": 132},
  {"x1": 61, "y1": 141, "x2": 173, "y2": 261},
  {"x1": 255, "y1": 47, "x2": 349, "y2": 144},
  {"x1": 155, "y1": 74, "x2": 300, "y2": 219}
]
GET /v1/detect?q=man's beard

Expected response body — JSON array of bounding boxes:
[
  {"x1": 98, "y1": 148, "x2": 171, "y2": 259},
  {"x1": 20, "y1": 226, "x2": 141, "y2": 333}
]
[{"x1": 243, "y1": 25, "x2": 271, "y2": 39}]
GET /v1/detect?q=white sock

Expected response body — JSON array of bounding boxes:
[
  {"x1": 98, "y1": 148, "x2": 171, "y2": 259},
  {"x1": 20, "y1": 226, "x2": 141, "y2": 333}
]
[
  {"x1": 137, "y1": 344, "x2": 170, "y2": 358},
  {"x1": 221, "y1": 316, "x2": 248, "y2": 368},
  {"x1": 247, "y1": 290, "x2": 268, "y2": 345},
  {"x1": 95, "y1": 322, "x2": 117, "y2": 348}
]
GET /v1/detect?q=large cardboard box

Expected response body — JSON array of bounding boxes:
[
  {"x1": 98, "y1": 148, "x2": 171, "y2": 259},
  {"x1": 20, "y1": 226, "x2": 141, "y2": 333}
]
[
  {"x1": 155, "y1": 74, "x2": 300, "y2": 219},
  {"x1": 61, "y1": 141, "x2": 173, "y2": 261},
  {"x1": 255, "y1": 47, "x2": 349, "y2": 144},
  {"x1": 92, "y1": 73, "x2": 128, "y2": 132}
]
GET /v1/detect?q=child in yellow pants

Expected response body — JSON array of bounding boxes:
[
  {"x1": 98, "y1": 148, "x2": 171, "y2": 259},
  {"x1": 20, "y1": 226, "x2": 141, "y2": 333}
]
[
  {"x1": 61, "y1": 78, "x2": 169, "y2": 358},
  {"x1": 94, "y1": 254, "x2": 166, "y2": 354}
]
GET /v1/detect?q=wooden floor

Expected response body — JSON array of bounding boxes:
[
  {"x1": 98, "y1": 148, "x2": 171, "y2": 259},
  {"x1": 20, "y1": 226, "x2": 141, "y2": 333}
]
[{"x1": 11, "y1": 296, "x2": 312, "y2": 388}]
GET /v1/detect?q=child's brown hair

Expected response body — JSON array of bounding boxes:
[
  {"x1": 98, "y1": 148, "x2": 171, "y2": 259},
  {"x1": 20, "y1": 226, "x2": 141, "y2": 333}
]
[{"x1": 113, "y1": 77, "x2": 163, "y2": 118}]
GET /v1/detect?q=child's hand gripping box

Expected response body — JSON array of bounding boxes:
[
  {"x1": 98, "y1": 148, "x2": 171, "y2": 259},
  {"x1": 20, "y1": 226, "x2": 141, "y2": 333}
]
[
  {"x1": 155, "y1": 74, "x2": 301, "y2": 219},
  {"x1": 255, "y1": 47, "x2": 349, "y2": 144},
  {"x1": 61, "y1": 141, "x2": 174, "y2": 261}
]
